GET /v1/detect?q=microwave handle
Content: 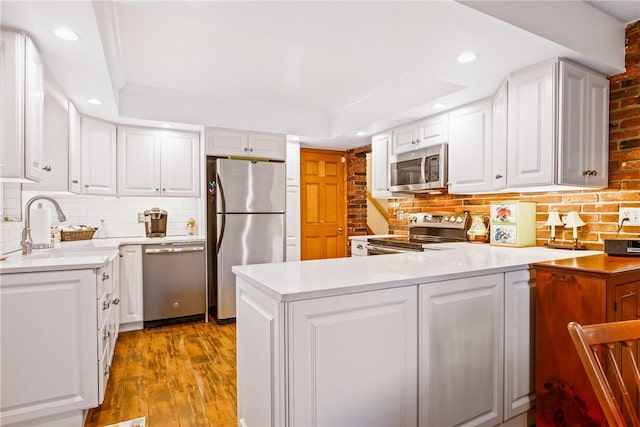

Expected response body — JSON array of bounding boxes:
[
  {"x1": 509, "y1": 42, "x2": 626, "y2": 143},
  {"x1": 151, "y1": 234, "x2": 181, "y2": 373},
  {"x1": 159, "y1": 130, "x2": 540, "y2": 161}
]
[{"x1": 421, "y1": 156, "x2": 427, "y2": 184}]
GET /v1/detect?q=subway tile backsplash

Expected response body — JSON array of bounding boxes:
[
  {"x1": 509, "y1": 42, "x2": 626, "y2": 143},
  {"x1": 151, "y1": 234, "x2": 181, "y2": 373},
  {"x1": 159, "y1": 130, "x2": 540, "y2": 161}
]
[{"x1": 1, "y1": 191, "x2": 203, "y2": 254}]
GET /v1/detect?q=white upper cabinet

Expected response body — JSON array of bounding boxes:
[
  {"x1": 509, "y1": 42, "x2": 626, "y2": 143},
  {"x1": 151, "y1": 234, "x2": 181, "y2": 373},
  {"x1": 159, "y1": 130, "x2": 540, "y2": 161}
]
[
  {"x1": 391, "y1": 114, "x2": 449, "y2": 155},
  {"x1": 160, "y1": 130, "x2": 200, "y2": 197},
  {"x1": 206, "y1": 128, "x2": 286, "y2": 160},
  {"x1": 371, "y1": 132, "x2": 394, "y2": 197},
  {"x1": 391, "y1": 123, "x2": 420, "y2": 154},
  {"x1": 117, "y1": 126, "x2": 200, "y2": 197},
  {"x1": 117, "y1": 126, "x2": 161, "y2": 196},
  {"x1": 491, "y1": 81, "x2": 508, "y2": 191},
  {"x1": 1, "y1": 30, "x2": 44, "y2": 182},
  {"x1": 286, "y1": 140, "x2": 300, "y2": 186},
  {"x1": 507, "y1": 60, "x2": 556, "y2": 188},
  {"x1": 419, "y1": 113, "x2": 449, "y2": 146},
  {"x1": 447, "y1": 99, "x2": 494, "y2": 194},
  {"x1": 558, "y1": 60, "x2": 609, "y2": 188},
  {"x1": 507, "y1": 58, "x2": 608, "y2": 190},
  {"x1": 22, "y1": 73, "x2": 69, "y2": 192},
  {"x1": 81, "y1": 116, "x2": 117, "y2": 195},
  {"x1": 68, "y1": 102, "x2": 82, "y2": 193}
]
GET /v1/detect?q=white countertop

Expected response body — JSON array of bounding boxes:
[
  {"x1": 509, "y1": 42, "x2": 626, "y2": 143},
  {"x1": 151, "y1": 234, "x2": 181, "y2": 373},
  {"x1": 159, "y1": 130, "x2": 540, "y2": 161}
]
[
  {"x1": 0, "y1": 235, "x2": 205, "y2": 274},
  {"x1": 232, "y1": 242, "x2": 602, "y2": 302}
]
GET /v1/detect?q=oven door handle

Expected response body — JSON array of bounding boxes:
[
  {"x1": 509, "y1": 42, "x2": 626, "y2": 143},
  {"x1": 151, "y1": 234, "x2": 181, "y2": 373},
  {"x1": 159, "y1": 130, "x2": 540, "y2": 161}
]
[{"x1": 366, "y1": 244, "x2": 419, "y2": 254}]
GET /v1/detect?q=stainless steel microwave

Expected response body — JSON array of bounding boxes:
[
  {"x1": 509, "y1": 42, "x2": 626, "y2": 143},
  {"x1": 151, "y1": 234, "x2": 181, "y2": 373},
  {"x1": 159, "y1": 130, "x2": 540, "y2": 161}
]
[{"x1": 388, "y1": 143, "x2": 448, "y2": 192}]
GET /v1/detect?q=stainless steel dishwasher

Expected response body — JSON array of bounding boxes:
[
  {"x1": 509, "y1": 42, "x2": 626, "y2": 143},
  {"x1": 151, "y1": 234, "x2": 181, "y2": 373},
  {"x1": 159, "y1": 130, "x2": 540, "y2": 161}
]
[{"x1": 143, "y1": 242, "x2": 206, "y2": 328}]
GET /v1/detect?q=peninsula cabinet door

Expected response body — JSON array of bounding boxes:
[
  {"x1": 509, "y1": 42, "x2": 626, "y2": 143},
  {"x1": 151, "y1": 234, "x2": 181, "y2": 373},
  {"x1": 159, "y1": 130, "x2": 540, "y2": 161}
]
[
  {"x1": 289, "y1": 286, "x2": 418, "y2": 427},
  {"x1": 419, "y1": 273, "x2": 505, "y2": 427}
]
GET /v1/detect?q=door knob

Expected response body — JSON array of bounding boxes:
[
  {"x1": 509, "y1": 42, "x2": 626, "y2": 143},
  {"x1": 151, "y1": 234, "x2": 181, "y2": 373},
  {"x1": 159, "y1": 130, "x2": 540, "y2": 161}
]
[{"x1": 338, "y1": 227, "x2": 344, "y2": 233}]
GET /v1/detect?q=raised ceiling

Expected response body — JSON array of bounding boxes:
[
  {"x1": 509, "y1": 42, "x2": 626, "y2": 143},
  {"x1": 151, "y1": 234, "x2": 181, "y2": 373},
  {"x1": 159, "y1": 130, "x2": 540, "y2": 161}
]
[{"x1": 2, "y1": 1, "x2": 637, "y2": 149}]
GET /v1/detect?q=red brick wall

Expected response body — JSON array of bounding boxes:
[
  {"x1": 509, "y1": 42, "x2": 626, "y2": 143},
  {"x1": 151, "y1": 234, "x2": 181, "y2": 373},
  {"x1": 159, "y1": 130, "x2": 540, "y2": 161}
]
[
  {"x1": 346, "y1": 21, "x2": 640, "y2": 251},
  {"x1": 346, "y1": 145, "x2": 369, "y2": 237}
]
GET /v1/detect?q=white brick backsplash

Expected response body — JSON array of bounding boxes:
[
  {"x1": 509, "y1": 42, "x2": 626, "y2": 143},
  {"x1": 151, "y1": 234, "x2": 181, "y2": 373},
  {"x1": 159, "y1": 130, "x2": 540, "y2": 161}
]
[{"x1": 1, "y1": 191, "x2": 203, "y2": 254}]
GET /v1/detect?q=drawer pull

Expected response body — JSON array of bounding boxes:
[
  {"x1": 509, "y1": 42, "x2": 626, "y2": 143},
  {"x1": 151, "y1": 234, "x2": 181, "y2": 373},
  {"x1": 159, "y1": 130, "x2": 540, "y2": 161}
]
[{"x1": 356, "y1": 244, "x2": 364, "y2": 249}]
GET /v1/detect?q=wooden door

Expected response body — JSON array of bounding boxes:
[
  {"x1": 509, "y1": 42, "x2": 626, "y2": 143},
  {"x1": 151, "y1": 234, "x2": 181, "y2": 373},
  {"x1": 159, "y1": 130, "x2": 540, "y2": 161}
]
[{"x1": 300, "y1": 149, "x2": 347, "y2": 260}]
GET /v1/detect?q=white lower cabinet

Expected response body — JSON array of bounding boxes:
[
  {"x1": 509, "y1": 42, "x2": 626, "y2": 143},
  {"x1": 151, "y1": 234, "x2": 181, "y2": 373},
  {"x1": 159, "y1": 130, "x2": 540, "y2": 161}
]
[
  {"x1": 289, "y1": 287, "x2": 418, "y2": 427},
  {"x1": 0, "y1": 255, "x2": 120, "y2": 426},
  {"x1": 420, "y1": 273, "x2": 504, "y2": 427},
  {"x1": 119, "y1": 245, "x2": 144, "y2": 330},
  {"x1": 0, "y1": 269, "x2": 99, "y2": 426},
  {"x1": 237, "y1": 269, "x2": 533, "y2": 427},
  {"x1": 504, "y1": 269, "x2": 535, "y2": 420},
  {"x1": 80, "y1": 116, "x2": 117, "y2": 195}
]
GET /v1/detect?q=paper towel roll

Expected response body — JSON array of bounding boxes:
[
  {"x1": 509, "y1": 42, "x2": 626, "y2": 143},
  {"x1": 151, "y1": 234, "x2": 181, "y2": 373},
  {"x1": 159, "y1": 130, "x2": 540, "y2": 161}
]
[{"x1": 31, "y1": 203, "x2": 51, "y2": 245}]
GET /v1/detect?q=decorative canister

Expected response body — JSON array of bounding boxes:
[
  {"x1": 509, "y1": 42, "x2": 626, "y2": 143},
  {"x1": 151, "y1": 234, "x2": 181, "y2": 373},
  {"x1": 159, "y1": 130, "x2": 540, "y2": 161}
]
[{"x1": 466, "y1": 214, "x2": 490, "y2": 243}]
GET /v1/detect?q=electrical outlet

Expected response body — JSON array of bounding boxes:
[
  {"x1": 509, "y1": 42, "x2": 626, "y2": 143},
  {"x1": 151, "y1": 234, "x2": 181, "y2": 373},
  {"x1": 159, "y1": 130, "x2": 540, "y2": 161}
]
[
  {"x1": 138, "y1": 212, "x2": 145, "y2": 223},
  {"x1": 619, "y1": 207, "x2": 640, "y2": 225}
]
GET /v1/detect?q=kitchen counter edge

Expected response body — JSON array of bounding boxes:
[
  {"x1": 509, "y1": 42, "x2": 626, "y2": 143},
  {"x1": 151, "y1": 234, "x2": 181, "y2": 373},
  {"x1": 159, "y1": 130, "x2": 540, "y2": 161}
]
[{"x1": 0, "y1": 235, "x2": 205, "y2": 274}]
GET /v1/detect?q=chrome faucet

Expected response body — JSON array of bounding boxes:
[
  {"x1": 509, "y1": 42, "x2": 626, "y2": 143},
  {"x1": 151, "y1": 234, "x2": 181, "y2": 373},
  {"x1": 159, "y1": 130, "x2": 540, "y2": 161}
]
[{"x1": 21, "y1": 196, "x2": 68, "y2": 254}]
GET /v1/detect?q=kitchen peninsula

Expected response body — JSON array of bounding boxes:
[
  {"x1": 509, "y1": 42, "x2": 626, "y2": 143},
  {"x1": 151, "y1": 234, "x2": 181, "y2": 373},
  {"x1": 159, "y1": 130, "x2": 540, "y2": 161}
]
[{"x1": 232, "y1": 243, "x2": 600, "y2": 427}]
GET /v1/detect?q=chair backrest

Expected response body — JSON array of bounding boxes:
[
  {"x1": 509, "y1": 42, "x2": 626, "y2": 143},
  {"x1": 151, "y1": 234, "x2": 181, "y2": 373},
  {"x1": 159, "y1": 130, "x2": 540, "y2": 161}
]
[{"x1": 567, "y1": 320, "x2": 640, "y2": 427}]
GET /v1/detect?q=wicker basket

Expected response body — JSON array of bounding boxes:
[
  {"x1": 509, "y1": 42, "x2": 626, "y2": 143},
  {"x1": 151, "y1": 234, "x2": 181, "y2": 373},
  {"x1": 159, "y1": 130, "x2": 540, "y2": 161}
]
[{"x1": 60, "y1": 227, "x2": 97, "y2": 241}]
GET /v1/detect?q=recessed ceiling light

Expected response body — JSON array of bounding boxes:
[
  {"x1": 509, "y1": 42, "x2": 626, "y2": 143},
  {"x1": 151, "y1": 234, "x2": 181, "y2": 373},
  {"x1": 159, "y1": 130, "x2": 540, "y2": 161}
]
[
  {"x1": 355, "y1": 131, "x2": 367, "y2": 136},
  {"x1": 54, "y1": 28, "x2": 80, "y2": 41},
  {"x1": 431, "y1": 103, "x2": 446, "y2": 110},
  {"x1": 87, "y1": 98, "x2": 103, "y2": 105},
  {"x1": 160, "y1": 123, "x2": 172, "y2": 128},
  {"x1": 457, "y1": 52, "x2": 477, "y2": 63}
]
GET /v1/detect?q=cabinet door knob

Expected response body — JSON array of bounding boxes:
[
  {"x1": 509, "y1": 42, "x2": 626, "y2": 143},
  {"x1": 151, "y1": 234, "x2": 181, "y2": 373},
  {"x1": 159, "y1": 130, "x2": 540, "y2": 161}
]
[
  {"x1": 103, "y1": 299, "x2": 111, "y2": 310},
  {"x1": 495, "y1": 174, "x2": 503, "y2": 179},
  {"x1": 592, "y1": 170, "x2": 598, "y2": 176},
  {"x1": 102, "y1": 272, "x2": 110, "y2": 281},
  {"x1": 249, "y1": 148, "x2": 254, "y2": 152},
  {"x1": 356, "y1": 244, "x2": 364, "y2": 249},
  {"x1": 583, "y1": 170, "x2": 590, "y2": 176},
  {"x1": 112, "y1": 298, "x2": 120, "y2": 305},
  {"x1": 72, "y1": 179, "x2": 79, "y2": 184},
  {"x1": 103, "y1": 329, "x2": 111, "y2": 339},
  {"x1": 411, "y1": 139, "x2": 416, "y2": 144},
  {"x1": 156, "y1": 188, "x2": 160, "y2": 192},
  {"x1": 415, "y1": 138, "x2": 421, "y2": 143},
  {"x1": 162, "y1": 188, "x2": 166, "y2": 192},
  {"x1": 244, "y1": 147, "x2": 248, "y2": 151},
  {"x1": 42, "y1": 165, "x2": 52, "y2": 172},
  {"x1": 84, "y1": 184, "x2": 90, "y2": 188}
]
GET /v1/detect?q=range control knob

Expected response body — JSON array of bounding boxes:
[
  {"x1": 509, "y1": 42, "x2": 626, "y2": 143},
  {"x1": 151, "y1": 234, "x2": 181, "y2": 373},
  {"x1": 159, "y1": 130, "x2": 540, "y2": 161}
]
[
  {"x1": 443, "y1": 216, "x2": 449, "y2": 222},
  {"x1": 456, "y1": 216, "x2": 463, "y2": 223}
]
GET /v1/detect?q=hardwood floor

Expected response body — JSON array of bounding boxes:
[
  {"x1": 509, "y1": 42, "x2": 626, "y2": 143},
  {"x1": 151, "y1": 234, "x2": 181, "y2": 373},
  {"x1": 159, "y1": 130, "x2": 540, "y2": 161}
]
[{"x1": 84, "y1": 321, "x2": 237, "y2": 427}]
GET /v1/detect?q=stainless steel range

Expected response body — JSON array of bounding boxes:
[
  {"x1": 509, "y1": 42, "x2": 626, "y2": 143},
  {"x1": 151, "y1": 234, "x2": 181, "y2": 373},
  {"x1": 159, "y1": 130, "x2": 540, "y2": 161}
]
[{"x1": 367, "y1": 212, "x2": 470, "y2": 255}]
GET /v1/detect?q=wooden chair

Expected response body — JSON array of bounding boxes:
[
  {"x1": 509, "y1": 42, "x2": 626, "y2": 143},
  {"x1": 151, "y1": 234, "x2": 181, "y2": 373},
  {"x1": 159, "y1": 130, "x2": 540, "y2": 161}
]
[{"x1": 567, "y1": 320, "x2": 640, "y2": 427}]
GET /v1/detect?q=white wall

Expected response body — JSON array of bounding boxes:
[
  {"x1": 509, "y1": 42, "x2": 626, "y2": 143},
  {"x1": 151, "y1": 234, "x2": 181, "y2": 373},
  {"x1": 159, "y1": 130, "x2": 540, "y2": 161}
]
[{"x1": 1, "y1": 191, "x2": 202, "y2": 254}]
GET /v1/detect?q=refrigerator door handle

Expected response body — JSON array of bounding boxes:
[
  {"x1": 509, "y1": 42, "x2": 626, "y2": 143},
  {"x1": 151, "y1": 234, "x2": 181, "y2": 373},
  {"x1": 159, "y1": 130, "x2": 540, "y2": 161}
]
[{"x1": 216, "y1": 172, "x2": 227, "y2": 255}]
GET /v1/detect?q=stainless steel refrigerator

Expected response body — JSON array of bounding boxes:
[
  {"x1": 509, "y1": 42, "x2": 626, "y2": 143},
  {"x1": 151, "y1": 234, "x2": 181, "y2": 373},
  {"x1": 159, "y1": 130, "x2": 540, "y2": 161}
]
[{"x1": 206, "y1": 157, "x2": 285, "y2": 322}]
